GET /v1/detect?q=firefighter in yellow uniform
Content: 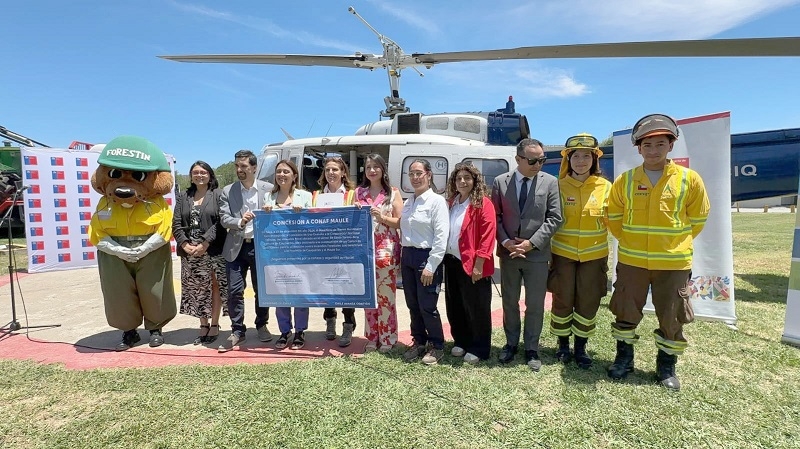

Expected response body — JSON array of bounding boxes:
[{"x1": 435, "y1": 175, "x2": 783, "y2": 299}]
[
  {"x1": 547, "y1": 134, "x2": 611, "y2": 369},
  {"x1": 607, "y1": 114, "x2": 710, "y2": 391}
]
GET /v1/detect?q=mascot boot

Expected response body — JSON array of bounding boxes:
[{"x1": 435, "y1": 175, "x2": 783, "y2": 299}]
[{"x1": 88, "y1": 135, "x2": 176, "y2": 351}]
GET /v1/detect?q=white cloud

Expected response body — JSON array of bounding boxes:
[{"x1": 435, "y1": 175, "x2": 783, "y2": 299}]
[
  {"x1": 364, "y1": 0, "x2": 442, "y2": 36},
  {"x1": 509, "y1": 0, "x2": 800, "y2": 41},
  {"x1": 434, "y1": 62, "x2": 589, "y2": 104},
  {"x1": 515, "y1": 68, "x2": 590, "y2": 98},
  {"x1": 169, "y1": 1, "x2": 362, "y2": 53},
  {"x1": 221, "y1": 67, "x2": 281, "y2": 87},
  {"x1": 195, "y1": 79, "x2": 252, "y2": 99}
]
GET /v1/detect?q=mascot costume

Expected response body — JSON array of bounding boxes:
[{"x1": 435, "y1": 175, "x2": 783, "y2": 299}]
[{"x1": 88, "y1": 135, "x2": 176, "y2": 351}]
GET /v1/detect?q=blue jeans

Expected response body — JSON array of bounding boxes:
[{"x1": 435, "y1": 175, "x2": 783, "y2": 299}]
[
  {"x1": 276, "y1": 307, "x2": 310, "y2": 334},
  {"x1": 226, "y1": 241, "x2": 269, "y2": 337}
]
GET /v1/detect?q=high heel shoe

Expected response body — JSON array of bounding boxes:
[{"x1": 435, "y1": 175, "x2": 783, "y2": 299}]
[
  {"x1": 194, "y1": 324, "x2": 210, "y2": 345},
  {"x1": 205, "y1": 324, "x2": 220, "y2": 344}
]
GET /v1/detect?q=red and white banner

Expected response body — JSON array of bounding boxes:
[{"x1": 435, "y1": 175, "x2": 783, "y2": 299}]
[
  {"x1": 20, "y1": 147, "x2": 176, "y2": 273},
  {"x1": 612, "y1": 112, "x2": 736, "y2": 323}
]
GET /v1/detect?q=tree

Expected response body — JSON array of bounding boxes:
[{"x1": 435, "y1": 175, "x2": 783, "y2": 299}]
[
  {"x1": 214, "y1": 161, "x2": 237, "y2": 187},
  {"x1": 600, "y1": 134, "x2": 614, "y2": 147},
  {"x1": 174, "y1": 161, "x2": 237, "y2": 194},
  {"x1": 175, "y1": 173, "x2": 191, "y2": 192}
]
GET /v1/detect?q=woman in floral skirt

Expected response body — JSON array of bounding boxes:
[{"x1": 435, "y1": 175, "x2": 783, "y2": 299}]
[{"x1": 356, "y1": 154, "x2": 403, "y2": 353}]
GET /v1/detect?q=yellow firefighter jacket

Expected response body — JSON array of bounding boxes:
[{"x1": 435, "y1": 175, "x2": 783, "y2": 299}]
[
  {"x1": 88, "y1": 196, "x2": 173, "y2": 245},
  {"x1": 551, "y1": 175, "x2": 611, "y2": 262},
  {"x1": 608, "y1": 161, "x2": 709, "y2": 270}
]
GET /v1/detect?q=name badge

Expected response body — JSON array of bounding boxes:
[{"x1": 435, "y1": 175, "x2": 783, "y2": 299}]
[{"x1": 97, "y1": 210, "x2": 112, "y2": 221}]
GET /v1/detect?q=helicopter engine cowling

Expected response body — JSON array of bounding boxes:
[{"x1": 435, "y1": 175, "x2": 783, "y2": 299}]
[{"x1": 354, "y1": 111, "x2": 529, "y2": 146}]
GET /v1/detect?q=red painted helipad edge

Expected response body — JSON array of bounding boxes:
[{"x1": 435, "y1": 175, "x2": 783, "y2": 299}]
[{"x1": 0, "y1": 293, "x2": 551, "y2": 370}]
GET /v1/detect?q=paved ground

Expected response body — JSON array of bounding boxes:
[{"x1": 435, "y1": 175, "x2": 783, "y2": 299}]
[
  {"x1": 0, "y1": 258, "x2": 544, "y2": 370},
  {"x1": 0, "y1": 209, "x2": 791, "y2": 369}
]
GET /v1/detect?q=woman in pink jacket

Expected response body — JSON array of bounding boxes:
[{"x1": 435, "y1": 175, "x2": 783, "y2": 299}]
[{"x1": 443, "y1": 163, "x2": 497, "y2": 364}]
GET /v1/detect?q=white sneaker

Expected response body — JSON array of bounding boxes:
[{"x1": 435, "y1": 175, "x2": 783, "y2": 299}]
[
  {"x1": 463, "y1": 352, "x2": 480, "y2": 365},
  {"x1": 451, "y1": 346, "x2": 466, "y2": 357}
]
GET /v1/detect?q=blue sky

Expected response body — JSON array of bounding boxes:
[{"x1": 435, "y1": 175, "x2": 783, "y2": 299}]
[{"x1": 4, "y1": 0, "x2": 800, "y2": 171}]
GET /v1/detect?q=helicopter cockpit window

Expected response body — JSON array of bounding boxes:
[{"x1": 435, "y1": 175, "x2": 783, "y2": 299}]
[
  {"x1": 401, "y1": 156, "x2": 447, "y2": 195},
  {"x1": 301, "y1": 155, "x2": 323, "y2": 191},
  {"x1": 257, "y1": 153, "x2": 279, "y2": 184},
  {"x1": 461, "y1": 158, "x2": 509, "y2": 193},
  {"x1": 454, "y1": 117, "x2": 481, "y2": 135},
  {"x1": 425, "y1": 117, "x2": 449, "y2": 130}
]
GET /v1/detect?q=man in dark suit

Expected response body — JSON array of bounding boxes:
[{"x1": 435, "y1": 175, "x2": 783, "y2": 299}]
[
  {"x1": 491, "y1": 138, "x2": 562, "y2": 371},
  {"x1": 218, "y1": 149, "x2": 274, "y2": 352}
]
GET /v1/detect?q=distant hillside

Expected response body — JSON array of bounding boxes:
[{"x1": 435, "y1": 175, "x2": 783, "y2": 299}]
[{"x1": 174, "y1": 161, "x2": 237, "y2": 192}]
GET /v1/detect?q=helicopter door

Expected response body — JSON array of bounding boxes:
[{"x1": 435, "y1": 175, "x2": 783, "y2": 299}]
[
  {"x1": 257, "y1": 145, "x2": 305, "y2": 186},
  {"x1": 257, "y1": 150, "x2": 280, "y2": 184}
]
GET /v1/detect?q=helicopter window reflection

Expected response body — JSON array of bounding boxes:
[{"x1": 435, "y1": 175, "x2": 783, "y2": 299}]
[
  {"x1": 257, "y1": 152, "x2": 279, "y2": 184},
  {"x1": 401, "y1": 156, "x2": 447, "y2": 195},
  {"x1": 425, "y1": 117, "x2": 449, "y2": 130},
  {"x1": 454, "y1": 117, "x2": 481, "y2": 134},
  {"x1": 461, "y1": 158, "x2": 509, "y2": 194}
]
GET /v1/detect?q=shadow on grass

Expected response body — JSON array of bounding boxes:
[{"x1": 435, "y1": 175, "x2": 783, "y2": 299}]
[
  {"x1": 734, "y1": 273, "x2": 789, "y2": 304},
  {"x1": 74, "y1": 327, "x2": 213, "y2": 353},
  {"x1": 558, "y1": 359, "x2": 657, "y2": 388},
  {"x1": 72, "y1": 328, "x2": 371, "y2": 359}
]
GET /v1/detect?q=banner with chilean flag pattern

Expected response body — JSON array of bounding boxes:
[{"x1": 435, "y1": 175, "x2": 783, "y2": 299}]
[{"x1": 20, "y1": 147, "x2": 176, "y2": 273}]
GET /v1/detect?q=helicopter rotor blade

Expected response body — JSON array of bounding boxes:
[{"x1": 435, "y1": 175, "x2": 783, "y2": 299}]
[
  {"x1": 159, "y1": 54, "x2": 380, "y2": 69},
  {"x1": 412, "y1": 37, "x2": 800, "y2": 65},
  {"x1": 159, "y1": 35, "x2": 800, "y2": 119},
  {"x1": 161, "y1": 37, "x2": 800, "y2": 71}
]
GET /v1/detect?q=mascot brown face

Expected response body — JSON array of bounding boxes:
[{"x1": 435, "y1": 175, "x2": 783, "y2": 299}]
[{"x1": 92, "y1": 165, "x2": 173, "y2": 207}]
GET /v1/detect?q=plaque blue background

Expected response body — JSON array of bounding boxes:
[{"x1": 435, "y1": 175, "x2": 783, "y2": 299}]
[{"x1": 254, "y1": 207, "x2": 376, "y2": 308}]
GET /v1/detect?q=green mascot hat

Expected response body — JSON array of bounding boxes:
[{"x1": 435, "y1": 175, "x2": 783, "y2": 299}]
[{"x1": 98, "y1": 135, "x2": 170, "y2": 172}]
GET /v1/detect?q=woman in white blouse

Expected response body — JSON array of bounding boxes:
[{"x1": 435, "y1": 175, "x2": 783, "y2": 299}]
[
  {"x1": 443, "y1": 163, "x2": 497, "y2": 365},
  {"x1": 311, "y1": 156, "x2": 359, "y2": 347},
  {"x1": 399, "y1": 159, "x2": 450, "y2": 365},
  {"x1": 263, "y1": 159, "x2": 313, "y2": 350}
]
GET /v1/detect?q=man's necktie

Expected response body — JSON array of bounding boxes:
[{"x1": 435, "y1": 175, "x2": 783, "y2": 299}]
[{"x1": 519, "y1": 177, "x2": 530, "y2": 212}]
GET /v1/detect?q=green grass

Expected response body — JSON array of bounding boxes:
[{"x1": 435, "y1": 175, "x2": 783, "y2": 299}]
[
  {"x1": 0, "y1": 213, "x2": 798, "y2": 448},
  {"x1": 0, "y1": 230, "x2": 27, "y2": 275}
]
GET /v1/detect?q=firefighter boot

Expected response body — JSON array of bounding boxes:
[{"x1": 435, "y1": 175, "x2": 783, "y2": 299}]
[
  {"x1": 656, "y1": 350, "x2": 681, "y2": 391},
  {"x1": 573, "y1": 336, "x2": 592, "y2": 369},
  {"x1": 607, "y1": 340, "x2": 634, "y2": 380},
  {"x1": 555, "y1": 336, "x2": 572, "y2": 364}
]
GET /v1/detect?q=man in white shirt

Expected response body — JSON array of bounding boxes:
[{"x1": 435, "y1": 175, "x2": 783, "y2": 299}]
[{"x1": 218, "y1": 150, "x2": 274, "y2": 352}]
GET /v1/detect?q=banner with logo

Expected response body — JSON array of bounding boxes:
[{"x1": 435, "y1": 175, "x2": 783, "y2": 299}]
[
  {"x1": 782, "y1": 180, "x2": 800, "y2": 347},
  {"x1": 20, "y1": 147, "x2": 176, "y2": 273},
  {"x1": 254, "y1": 207, "x2": 376, "y2": 308},
  {"x1": 612, "y1": 112, "x2": 736, "y2": 323}
]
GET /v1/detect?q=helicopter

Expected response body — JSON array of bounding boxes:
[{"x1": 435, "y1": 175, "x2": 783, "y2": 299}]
[{"x1": 159, "y1": 6, "x2": 800, "y2": 200}]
